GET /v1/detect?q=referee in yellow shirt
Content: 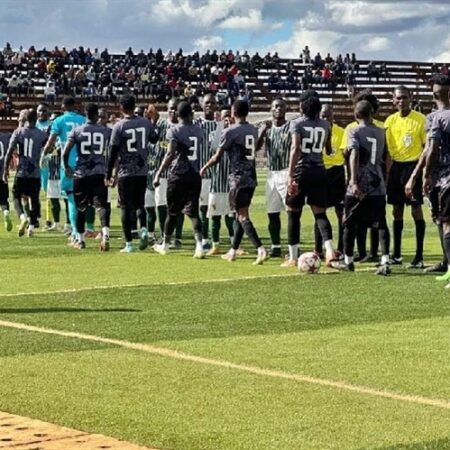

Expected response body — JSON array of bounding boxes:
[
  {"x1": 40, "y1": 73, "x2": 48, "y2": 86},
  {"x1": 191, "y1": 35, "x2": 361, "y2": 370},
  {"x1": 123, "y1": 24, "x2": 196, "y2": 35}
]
[
  {"x1": 314, "y1": 104, "x2": 345, "y2": 255},
  {"x1": 385, "y1": 85, "x2": 427, "y2": 268}
]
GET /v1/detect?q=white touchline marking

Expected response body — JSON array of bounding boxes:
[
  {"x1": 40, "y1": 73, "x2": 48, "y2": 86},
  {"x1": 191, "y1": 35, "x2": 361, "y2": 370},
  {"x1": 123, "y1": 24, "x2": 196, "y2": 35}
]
[
  {"x1": 0, "y1": 319, "x2": 449, "y2": 411},
  {"x1": 0, "y1": 268, "x2": 375, "y2": 298}
]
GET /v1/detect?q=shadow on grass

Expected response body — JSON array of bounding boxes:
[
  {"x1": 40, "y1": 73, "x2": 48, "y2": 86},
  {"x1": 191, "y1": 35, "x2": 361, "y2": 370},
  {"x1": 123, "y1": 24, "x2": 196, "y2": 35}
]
[
  {"x1": 0, "y1": 308, "x2": 141, "y2": 314},
  {"x1": 363, "y1": 436, "x2": 450, "y2": 450}
]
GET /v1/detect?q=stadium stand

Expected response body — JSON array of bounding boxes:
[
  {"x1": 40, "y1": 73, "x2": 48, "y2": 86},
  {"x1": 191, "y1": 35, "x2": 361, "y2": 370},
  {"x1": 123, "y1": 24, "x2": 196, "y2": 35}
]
[{"x1": 0, "y1": 42, "x2": 446, "y2": 130}]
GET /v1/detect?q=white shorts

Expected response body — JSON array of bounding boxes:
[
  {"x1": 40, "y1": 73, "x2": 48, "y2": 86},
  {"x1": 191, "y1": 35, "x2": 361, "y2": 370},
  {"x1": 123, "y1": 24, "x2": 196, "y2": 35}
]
[
  {"x1": 155, "y1": 178, "x2": 167, "y2": 206},
  {"x1": 145, "y1": 188, "x2": 155, "y2": 208},
  {"x1": 107, "y1": 187, "x2": 112, "y2": 204},
  {"x1": 207, "y1": 192, "x2": 230, "y2": 218},
  {"x1": 46, "y1": 180, "x2": 61, "y2": 199},
  {"x1": 266, "y1": 170, "x2": 288, "y2": 213},
  {"x1": 200, "y1": 179, "x2": 211, "y2": 207}
]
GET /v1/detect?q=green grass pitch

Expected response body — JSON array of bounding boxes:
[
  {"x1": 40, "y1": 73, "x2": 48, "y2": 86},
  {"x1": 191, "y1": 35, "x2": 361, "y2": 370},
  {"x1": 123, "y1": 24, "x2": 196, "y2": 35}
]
[{"x1": 0, "y1": 172, "x2": 449, "y2": 450}]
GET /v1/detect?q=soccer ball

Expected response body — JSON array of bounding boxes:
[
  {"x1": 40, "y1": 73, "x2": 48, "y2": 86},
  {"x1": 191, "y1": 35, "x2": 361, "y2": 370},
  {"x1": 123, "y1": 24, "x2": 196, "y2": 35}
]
[{"x1": 298, "y1": 252, "x2": 321, "y2": 274}]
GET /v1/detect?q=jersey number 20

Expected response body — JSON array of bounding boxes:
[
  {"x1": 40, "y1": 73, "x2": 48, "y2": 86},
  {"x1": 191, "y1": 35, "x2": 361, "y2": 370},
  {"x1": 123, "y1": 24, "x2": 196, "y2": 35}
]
[{"x1": 302, "y1": 127, "x2": 325, "y2": 154}]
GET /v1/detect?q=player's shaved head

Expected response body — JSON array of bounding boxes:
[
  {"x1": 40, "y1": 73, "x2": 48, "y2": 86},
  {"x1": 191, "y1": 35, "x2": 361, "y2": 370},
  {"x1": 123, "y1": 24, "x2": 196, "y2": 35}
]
[
  {"x1": 98, "y1": 108, "x2": 108, "y2": 126},
  {"x1": 85, "y1": 103, "x2": 99, "y2": 122},
  {"x1": 355, "y1": 100, "x2": 373, "y2": 121},
  {"x1": 393, "y1": 85, "x2": 411, "y2": 115},
  {"x1": 167, "y1": 98, "x2": 179, "y2": 122},
  {"x1": 202, "y1": 93, "x2": 216, "y2": 119},
  {"x1": 134, "y1": 105, "x2": 145, "y2": 117},
  {"x1": 177, "y1": 101, "x2": 193, "y2": 121},
  {"x1": 430, "y1": 74, "x2": 450, "y2": 103},
  {"x1": 120, "y1": 95, "x2": 136, "y2": 113},
  {"x1": 271, "y1": 98, "x2": 286, "y2": 120},
  {"x1": 26, "y1": 108, "x2": 37, "y2": 125},
  {"x1": 37, "y1": 103, "x2": 49, "y2": 121},
  {"x1": 62, "y1": 96, "x2": 75, "y2": 111},
  {"x1": 394, "y1": 85, "x2": 410, "y2": 97},
  {"x1": 232, "y1": 99, "x2": 249, "y2": 119},
  {"x1": 320, "y1": 104, "x2": 333, "y2": 122}
]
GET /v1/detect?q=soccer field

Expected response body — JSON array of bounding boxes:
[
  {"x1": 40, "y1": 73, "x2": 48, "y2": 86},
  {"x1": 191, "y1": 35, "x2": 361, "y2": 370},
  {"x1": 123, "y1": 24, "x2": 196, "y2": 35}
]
[{"x1": 0, "y1": 174, "x2": 449, "y2": 450}]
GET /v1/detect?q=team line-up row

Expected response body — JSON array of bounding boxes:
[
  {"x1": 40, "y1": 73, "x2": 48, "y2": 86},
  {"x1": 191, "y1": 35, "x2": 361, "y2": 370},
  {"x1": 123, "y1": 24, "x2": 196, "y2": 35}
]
[{"x1": 1, "y1": 78, "x2": 450, "y2": 285}]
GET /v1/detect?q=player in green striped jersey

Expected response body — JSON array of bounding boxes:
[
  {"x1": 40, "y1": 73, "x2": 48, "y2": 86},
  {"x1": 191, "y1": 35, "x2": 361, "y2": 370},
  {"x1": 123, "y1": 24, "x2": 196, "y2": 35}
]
[
  {"x1": 195, "y1": 93, "x2": 219, "y2": 250},
  {"x1": 256, "y1": 98, "x2": 291, "y2": 257},
  {"x1": 207, "y1": 107, "x2": 235, "y2": 255}
]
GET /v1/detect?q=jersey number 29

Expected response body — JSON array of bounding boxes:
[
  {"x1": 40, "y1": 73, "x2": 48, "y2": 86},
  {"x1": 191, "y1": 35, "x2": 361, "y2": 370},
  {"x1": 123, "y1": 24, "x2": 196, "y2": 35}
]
[{"x1": 80, "y1": 132, "x2": 104, "y2": 155}]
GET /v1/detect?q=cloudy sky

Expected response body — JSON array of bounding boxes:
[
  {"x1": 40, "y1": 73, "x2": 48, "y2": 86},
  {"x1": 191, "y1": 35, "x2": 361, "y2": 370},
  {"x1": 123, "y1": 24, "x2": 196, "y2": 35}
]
[{"x1": 2, "y1": 0, "x2": 450, "y2": 61}]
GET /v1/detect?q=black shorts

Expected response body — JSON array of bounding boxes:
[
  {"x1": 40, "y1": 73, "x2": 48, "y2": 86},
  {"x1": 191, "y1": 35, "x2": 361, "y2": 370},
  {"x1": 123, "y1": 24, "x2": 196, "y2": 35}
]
[
  {"x1": 167, "y1": 171, "x2": 201, "y2": 217},
  {"x1": 0, "y1": 180, "x2": 8, "y2": 207},
  {"x1": 12, "y1": 177, "x2": 40, "y2": 199},
  {"x1": 344, "y1": 195, "x2": 387, "y2": 227},
  {"x1": 439, "y1": 186, "x2": 450, "y2": 223},
  {"x1": 326, "y1": 165, "x2": 346, "y2": 208},
  {"x1": 229, "y1": 186, "x2": 255, "y2": 211},
  {"x1": 387, "y1": 161, "x2": 423, "y2": 206},
  {"x1": 429, "y1": 186, "x2": 440, "y2": 222},
  {"x1": 286, "y1": 166, "x2": 327, "y2": 209},
  {"x1": 74, "y1": 175, "x2": 107, "y2": 212},
  {"x1": 118, "y1": 176, "x2": 147, "y2": 211}
]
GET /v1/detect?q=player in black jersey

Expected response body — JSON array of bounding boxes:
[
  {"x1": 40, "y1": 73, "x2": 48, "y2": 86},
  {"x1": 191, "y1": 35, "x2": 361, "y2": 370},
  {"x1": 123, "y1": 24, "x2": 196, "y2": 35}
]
[
  {"x1": 107, "y1": 95, "x2": 159, "y2": 253},
  {"x1": 285, "y1": 91, "x2": 343, "y2": 268},
  {"x1": 406, "y1": 74, "x2": 450, "y2": 273},
  {"x1": 201, "y1": 100, "x2": 268, "y2": 265},
  {"x1": 63, "y1": 103, "x2": 111, "y2": 251},
  {"x1": 342, "y1": 101, "x2": 391, "y2": 275},
  {"x1": 0, "y1": 131, "x2": 12, "y2": 232},
  {"x1": 4, "y1": 109, "x2": 48, "y2": 237},
  {"x1": 153, "y1": 101, "x2": 205, "y2": 258}
]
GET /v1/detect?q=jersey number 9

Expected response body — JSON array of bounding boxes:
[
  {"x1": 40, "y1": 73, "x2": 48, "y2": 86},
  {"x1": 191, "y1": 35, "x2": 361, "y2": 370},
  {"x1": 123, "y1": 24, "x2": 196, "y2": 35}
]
[{"x1": 245, "y1": 135, "x2": 255, "y2": 160}]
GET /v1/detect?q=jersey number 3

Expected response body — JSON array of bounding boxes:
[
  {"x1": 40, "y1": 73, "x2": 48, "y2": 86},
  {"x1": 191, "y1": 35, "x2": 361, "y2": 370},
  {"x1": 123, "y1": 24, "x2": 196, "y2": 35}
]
[{"x1": 188, "y1": 136, "x2": 198, "y2": 161}]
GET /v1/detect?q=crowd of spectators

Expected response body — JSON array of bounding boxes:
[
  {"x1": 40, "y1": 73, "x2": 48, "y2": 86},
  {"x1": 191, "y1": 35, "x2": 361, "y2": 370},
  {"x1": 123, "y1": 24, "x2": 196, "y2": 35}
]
[
  {"x1": 0, "y1": 42, "x2": 260, "y2": 110},
  {"x1": 0, "y1": 42, "x2": 448, "y2": 119}
]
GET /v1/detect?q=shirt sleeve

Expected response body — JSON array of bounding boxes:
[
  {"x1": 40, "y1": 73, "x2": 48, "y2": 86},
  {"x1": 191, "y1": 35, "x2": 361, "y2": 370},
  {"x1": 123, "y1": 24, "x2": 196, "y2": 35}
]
[
  {"x1": 110, "y1": 123, "x2": 122, "y2": 147},
  {"x1": 289, "y1": 120, "x2": 298, "y2": 136},
  {"x1": 67, "y1": 128, "x2": 77, "y2": 143},
  {"x1": 7, "y1": 129, "x2": 19, "y2": 151},
  {"x1": 430, "y1": 115, "x2": 443, "y2": 141},
  {"x1": 219, "y1": 128, "x2": 231, "y2": 152},
  {"x1": 166, "y1": 126, "x2": 176, "y2": 143},
  {"x1": 50, "y1": 118, "x2": 60, "y2": 137},
  {"x1": 420, "y1": 116, "x2": 427, "y2": 146},
  {"x1": 347, "y1": 128, "x2": 359, "y2": 151}
]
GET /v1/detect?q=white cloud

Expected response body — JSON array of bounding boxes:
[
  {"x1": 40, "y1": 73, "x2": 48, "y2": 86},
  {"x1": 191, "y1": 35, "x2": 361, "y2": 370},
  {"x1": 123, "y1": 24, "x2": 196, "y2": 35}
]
[
  {"x1": 0, "y1": 0, "x2": 450, "y2": 61},
  {"x1": 219, "y1": 9, "x2": 263, "y2": 30},
  {"x1": 265, "y1": 23, "x2": 342, "y2": 58},
  {"x1": 192, "y1": 35, "x2": 225, "y2": 52},
  {"x1": 365, "y1": 36, "x2": 391, "y2": 52},
  {"x1": 329, "y1": 1, "x2": 449, "y2": 27}
]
